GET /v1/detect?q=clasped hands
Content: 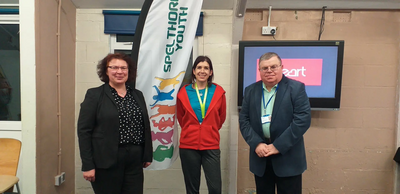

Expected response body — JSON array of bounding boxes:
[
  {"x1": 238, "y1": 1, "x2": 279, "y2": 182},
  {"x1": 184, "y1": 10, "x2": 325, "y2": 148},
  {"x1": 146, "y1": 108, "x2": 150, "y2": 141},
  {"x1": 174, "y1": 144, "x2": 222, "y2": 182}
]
[{"x1": 255, "y1": 143, "x2": 279, "y2": 158}]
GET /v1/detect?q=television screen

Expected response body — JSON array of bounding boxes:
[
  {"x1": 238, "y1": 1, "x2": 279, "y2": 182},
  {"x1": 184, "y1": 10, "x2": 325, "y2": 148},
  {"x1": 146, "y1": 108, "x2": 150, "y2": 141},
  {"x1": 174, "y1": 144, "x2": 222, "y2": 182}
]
[{"x1": 238, "y1": 40, "x2": 344, "y2": 110}]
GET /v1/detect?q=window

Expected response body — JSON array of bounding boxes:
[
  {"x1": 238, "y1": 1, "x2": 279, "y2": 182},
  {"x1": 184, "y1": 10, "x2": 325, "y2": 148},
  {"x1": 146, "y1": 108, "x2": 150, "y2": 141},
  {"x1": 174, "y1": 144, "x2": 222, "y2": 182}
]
[
  {"x1": 110, "y1": 34, "x2": 198, "y2": 61},
  {"x1": 110, "y1": 34, "x2": 133, "y2": 56},
  {"x1": 0, "y1": 12, "x2": 20, "y2": 122}
]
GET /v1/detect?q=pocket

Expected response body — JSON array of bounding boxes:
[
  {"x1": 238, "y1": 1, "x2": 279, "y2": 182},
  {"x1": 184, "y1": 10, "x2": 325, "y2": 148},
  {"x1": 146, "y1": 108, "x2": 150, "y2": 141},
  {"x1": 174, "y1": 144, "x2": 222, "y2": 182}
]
[
  {"x1": 201, "y1": 125, "x2": 219, "y2": 146},
  {"x1": 92, "y1": 132, "x2": 104, "y2": 138},
  {"x1": 180, "y1": 125, "x2": 199, "y2": 145}
]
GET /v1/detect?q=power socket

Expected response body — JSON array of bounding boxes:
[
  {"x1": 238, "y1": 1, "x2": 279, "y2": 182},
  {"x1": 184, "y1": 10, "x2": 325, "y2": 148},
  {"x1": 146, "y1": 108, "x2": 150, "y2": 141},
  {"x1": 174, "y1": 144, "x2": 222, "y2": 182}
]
[
  {"x1": 262, "y1": 26, "x2": 277, "y2": 35},
  {"x1": 55, "y1": 172, "x2": 66, "y2": 186}
]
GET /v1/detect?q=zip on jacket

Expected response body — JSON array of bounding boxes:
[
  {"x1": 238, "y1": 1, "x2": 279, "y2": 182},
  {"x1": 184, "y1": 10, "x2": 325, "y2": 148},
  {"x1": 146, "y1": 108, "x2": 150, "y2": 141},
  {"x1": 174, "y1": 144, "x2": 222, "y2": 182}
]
[{"x1": 176, "y1": 83, "x2": 226, "y2": 150}]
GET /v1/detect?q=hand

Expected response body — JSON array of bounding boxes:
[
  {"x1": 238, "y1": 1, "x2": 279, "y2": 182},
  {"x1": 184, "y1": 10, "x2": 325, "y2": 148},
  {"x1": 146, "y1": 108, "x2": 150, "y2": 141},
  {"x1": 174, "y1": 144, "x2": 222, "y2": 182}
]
[
  {"x1": 264, "y1": 144, "x2": 280, "y2": 157},
  {"x1": 83, "y1": 169, "x2": 95, "y2": 182},
  {"x1": 143, "y1": 162, "x2": 151, "y2": 168},
  {"x1": 255, "y1": 143, "x2": 269, "y2": 157}
]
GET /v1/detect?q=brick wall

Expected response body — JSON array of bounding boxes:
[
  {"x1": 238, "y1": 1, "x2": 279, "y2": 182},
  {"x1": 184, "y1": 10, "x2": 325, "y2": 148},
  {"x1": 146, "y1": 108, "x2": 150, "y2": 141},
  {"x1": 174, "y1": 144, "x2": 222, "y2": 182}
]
[
  {"x1": 238, "y1": 10, "x2": 399, "y2": 194},
  {"x1": 75, "y1": 9, "x2": 233, "y2": 194}
]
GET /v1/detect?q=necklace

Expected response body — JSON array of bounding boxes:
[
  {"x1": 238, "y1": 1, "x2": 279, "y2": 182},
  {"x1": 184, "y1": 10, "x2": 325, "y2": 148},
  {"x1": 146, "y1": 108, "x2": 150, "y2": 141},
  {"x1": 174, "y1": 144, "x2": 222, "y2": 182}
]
[
  {"x1": 199, "y1": 89, "x2": 204, "y2": 96},
  {"x1": 117, "y1": 90, "x2": 126, "y2": 97}
]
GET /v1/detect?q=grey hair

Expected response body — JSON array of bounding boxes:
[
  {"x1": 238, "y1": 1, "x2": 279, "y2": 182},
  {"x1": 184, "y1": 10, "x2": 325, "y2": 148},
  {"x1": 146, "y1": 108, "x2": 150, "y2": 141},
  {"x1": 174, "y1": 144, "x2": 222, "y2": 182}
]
[{"x1": 259, "y1": 52, "x2": 282, "y2": 65}]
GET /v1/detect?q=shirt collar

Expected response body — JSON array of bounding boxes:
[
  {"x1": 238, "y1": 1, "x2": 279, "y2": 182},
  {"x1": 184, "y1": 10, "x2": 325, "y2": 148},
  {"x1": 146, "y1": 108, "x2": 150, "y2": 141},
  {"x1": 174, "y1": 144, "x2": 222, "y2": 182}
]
[
  {"x1": 262, "y1": 82, "x2": 278, "y2": 92},
  {"x1": 109, "y1": 84, "x2": 131, "y2": 95}
]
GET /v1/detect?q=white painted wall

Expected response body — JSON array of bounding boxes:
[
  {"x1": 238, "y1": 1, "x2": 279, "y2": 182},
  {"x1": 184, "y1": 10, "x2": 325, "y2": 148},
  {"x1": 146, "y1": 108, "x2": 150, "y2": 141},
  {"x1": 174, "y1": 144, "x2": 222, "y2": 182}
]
[
  {"x1": 19, "y1": 0, "x2": 36, "y2": 192},
  {"x1": 75, "y1": 9, "x2": 108, "y2": 194}
]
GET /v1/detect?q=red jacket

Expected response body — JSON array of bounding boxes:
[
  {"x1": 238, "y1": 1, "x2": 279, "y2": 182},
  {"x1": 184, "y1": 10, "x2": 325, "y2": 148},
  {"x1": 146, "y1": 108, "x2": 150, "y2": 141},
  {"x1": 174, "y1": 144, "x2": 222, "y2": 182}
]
[{"x1": 176, "y1": 83, "x2": 226, "y2": 150}]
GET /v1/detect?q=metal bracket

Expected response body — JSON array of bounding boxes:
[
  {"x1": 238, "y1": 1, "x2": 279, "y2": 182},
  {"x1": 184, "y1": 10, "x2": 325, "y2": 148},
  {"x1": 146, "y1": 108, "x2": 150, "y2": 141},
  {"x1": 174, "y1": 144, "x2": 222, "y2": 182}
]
[{"x1": 235, "y1": 0, "x2": 247, "y2": 17}]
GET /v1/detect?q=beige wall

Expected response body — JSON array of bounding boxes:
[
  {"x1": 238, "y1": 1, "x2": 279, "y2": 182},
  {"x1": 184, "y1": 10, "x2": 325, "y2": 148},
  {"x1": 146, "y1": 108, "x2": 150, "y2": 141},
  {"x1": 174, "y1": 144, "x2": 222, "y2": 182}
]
[
  {"x1": 144, "y1": 10, "x2": 234, "y2": 194},
  {"x1": 74, "y1": 9, "x2": 234, "y2": 194},
  {"x1": 74, "y1": 7, "x2": 400, "y2": 194},
  {"x1": 238, "y1": 10, "x2": 399, "y2": 194},
  {"x1": 74, "y1": 9, "x2": 109, "y2": 194},
  {"x1": 35, "y1": 0, "x2": 76, "y2": 193}
]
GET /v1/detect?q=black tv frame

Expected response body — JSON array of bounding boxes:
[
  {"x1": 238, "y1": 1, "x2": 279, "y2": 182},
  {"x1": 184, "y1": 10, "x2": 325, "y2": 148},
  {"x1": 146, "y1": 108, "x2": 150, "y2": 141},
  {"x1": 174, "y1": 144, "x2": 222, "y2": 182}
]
[{"x1": 238, "y1": 40, "x2": 344, "y2": 111}]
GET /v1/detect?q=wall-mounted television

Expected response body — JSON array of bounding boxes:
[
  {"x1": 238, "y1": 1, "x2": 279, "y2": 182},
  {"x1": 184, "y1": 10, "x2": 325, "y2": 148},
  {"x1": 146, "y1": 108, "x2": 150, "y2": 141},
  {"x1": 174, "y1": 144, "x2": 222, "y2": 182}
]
[{"x1": 238, "y1": 40, "x2": 344, "y2": 111}]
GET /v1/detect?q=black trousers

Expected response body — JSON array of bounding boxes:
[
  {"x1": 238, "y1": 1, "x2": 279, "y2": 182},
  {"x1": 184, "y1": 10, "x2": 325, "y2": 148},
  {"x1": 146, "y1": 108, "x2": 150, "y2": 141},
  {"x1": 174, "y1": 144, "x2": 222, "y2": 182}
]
[
  {"x1": 180, "y1": 148, "x2": 222, "y2": 194},
  {"x1": 254, "y1": 157, "x2": 302, "y2": 194},
  {"x1": 91, "y1": 144, "x2": 144, "y2": 194}
]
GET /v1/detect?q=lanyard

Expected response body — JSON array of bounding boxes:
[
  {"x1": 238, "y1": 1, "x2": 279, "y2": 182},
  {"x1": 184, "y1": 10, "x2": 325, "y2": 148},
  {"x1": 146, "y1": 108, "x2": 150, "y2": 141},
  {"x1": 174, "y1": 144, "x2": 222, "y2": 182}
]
[
  {"x1": 262, "y1": 84, "x2": 278, "y2": 110},
  {"x1": 195, "y1": 83, "x2": 208, "y2": 119}
]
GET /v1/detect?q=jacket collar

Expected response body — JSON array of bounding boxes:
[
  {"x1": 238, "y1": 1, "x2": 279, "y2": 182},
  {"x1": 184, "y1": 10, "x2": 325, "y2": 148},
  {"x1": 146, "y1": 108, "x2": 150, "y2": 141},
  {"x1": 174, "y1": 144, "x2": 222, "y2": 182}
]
[
  {"x1": 104, "y1": 83, "x2": 117, "y2": 107},
  {"x1": 180, "y1": 83, "x2": 225, "y2": 121},
  {"x1": 271, "y1": 75, "x2": 289, "y2": 123},
  {"x1": 255, "y1": 75, "x2": 289, "y2": 123},
  {"x1": 103, "y1": 82, "x2": 141, "y2": 108}
]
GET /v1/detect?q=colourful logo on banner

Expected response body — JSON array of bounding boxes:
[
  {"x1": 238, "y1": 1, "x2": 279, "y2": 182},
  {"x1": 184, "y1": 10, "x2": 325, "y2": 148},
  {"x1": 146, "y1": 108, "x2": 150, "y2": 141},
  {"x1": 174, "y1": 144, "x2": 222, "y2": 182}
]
[
  {"x1": 153, "y1": 145, "x2": 174, "y2": 162},
  {"x1": 152, "y1": 117, "x2": 174, "y2": 131},
  {"x1": 152, "y1": 130, "x2": 174, "y2": 144},
  {"x1": 256, "y1": 58, "x2": 323, "y2": 86},
  {"x1": 134, "y1": 0, "x2": 203, "y2": 169},
  {"x1": 150, "y1": 104, "x2": 176, "y2": 119},
  {"x1": 149, "y1": 71, "x2": 185, "y2": 165},
  {"x1": 151, "y1": 86, "x2": 175, "y2": 107},
  {"x1": 155, "y1": 71, "x2": 185, "y2": 90}
]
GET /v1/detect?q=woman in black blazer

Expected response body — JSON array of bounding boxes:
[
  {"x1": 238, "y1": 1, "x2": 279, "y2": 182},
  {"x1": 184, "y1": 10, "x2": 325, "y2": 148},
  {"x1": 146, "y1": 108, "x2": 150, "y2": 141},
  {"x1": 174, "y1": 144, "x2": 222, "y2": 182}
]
[{"x1": 77, "y1": 53, "x2": 152, "y2": 194}]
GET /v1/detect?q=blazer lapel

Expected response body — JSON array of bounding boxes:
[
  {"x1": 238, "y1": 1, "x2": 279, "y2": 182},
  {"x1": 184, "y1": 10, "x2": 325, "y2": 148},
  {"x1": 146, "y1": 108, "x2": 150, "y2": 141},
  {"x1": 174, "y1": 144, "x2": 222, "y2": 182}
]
[
  {"x1": 254, "y1": 81, "x2": 262, "y2": 126},
  {"x1": 130, "y1": 88, "x2": 147, "y2": 113},
  {"x1": 271, "y1": 75, "x2": 288, "y2": 123},
  {"x1": 104, "y1": 83, "x2": 118, "y2": 107}
]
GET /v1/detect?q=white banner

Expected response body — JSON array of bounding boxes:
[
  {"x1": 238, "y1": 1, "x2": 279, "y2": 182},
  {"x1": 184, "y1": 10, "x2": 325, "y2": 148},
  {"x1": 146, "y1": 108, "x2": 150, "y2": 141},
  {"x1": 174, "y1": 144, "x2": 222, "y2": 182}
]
[{"x1": 136, "y1": 0, "x2": 203, "y2": 170}]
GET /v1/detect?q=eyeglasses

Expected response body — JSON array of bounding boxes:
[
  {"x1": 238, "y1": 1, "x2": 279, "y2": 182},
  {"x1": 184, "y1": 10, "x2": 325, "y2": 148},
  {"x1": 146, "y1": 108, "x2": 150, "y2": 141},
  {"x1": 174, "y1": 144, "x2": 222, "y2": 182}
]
[
  {"x1": 260, "y1": 65, "x2": 281, "y2": 72},
  {"x1": 108, "y1": 66, "x2": 128, "y2": 72}
]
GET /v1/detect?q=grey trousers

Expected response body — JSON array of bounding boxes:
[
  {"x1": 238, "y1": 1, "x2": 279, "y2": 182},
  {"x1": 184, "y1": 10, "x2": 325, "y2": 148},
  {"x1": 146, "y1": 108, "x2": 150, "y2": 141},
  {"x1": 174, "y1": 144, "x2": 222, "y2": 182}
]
[{"x1": 180, "y1": 148, "x2": 222, "y2": 194}]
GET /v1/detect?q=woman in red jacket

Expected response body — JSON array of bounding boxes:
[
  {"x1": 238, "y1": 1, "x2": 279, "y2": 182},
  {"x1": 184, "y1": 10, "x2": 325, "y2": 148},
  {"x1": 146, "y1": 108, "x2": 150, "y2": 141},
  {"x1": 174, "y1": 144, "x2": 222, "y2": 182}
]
[{"x1": 176, "y1": 56, "x2": 226, "y2": 194}]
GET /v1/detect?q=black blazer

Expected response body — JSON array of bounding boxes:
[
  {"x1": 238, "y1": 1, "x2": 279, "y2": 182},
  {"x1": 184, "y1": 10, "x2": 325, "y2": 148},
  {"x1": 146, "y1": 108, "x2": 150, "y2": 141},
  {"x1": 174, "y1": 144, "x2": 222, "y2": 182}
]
[
  {"x1": 77, "y1": 83, "x2": 153, "y2": 171},
  {"x1": 239, "y1": 75, "x2": 311, "y2": 177}
]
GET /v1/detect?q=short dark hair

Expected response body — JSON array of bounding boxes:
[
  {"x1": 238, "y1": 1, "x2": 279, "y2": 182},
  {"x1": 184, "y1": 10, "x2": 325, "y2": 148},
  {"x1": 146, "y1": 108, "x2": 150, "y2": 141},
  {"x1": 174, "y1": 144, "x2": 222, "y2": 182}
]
[
  {"x1": 97, "y1": 53, "x2": 136, "y2": 83},
  {"x1": 259, "y1": 52, "x2": 282, "y2": 66},
  {"x1": 191, "y1": 56, "x2": 214, "y2": 87}
]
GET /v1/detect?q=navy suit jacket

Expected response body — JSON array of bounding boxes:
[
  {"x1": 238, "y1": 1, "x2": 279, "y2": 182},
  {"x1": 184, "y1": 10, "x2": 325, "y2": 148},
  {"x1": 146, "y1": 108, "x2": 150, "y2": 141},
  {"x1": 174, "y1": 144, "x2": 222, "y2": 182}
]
[
  {"x1": 239, "y1": 75, "x2": 311, "y2": 177},
  {"x1": 77, "y1": 83, "x2": 153, "y2": 171}
]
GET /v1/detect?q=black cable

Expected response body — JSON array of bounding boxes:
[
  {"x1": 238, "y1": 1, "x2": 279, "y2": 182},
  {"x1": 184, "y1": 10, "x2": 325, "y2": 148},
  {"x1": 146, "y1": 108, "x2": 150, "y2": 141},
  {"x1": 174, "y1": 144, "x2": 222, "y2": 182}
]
[
  {"x1": 318, "y1": 6, "x2": 327, "y2": 41},
  {"x1": 271, "y1": 28, "x2": 277, "y2": 40}
]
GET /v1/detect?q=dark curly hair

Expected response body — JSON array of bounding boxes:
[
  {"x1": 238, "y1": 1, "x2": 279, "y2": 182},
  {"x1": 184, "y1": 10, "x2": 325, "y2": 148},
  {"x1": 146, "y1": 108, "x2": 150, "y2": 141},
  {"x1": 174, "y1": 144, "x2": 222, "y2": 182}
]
[
  {"x1": 97, "y1": 53, "x2": 136, "y2": 83},
  {"x1": 191, "y1": 56, "x2": 214, "y2": 87}
]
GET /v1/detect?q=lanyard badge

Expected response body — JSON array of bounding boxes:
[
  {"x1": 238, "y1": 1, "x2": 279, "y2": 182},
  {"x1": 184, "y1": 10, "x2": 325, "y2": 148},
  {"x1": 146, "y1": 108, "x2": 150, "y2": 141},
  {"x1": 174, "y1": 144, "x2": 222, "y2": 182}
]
[
  {"x1": 262, "y1": 84, "x2": 278, "y2": 110},
  {"x1": 261, "y1": 84, "x2": 278, "y2": 123},
  {"x1": 195, "y1": 83, "x2": 208, "y2": 119},
  {"x1": 261, "y1": 114, "x2": 271, "y2": 124}
]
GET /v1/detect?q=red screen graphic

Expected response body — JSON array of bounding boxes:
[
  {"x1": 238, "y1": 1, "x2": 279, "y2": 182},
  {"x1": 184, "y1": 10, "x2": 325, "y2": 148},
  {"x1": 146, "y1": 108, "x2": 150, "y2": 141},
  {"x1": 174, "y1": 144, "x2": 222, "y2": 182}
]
[{"x1": 256, "y1": 59, "x2": 323, "y2": 86}]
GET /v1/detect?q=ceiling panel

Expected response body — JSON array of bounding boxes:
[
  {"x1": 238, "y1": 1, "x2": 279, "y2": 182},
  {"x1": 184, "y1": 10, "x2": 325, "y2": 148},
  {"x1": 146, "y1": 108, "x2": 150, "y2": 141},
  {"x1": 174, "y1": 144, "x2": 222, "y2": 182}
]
[
  {"x1": 0, "y1": 0, "x2": 18, "y2": 5},
  {"x1": 247, "y1": 0, "x2": 400, "y2": 9},
  {"x1": 70, "y1": 0, "x2": 400, "y2": 10},
  {"x1": 71, "y1": 0, "x2": 233, "y2": 9}
]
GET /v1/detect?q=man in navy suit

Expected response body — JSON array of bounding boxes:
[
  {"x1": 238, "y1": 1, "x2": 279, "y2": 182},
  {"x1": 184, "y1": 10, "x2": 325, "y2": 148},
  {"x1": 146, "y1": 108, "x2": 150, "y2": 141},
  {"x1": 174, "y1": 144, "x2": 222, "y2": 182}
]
[{"x1": 239, "y1": 52, "x2": 311, "y2": 194}]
